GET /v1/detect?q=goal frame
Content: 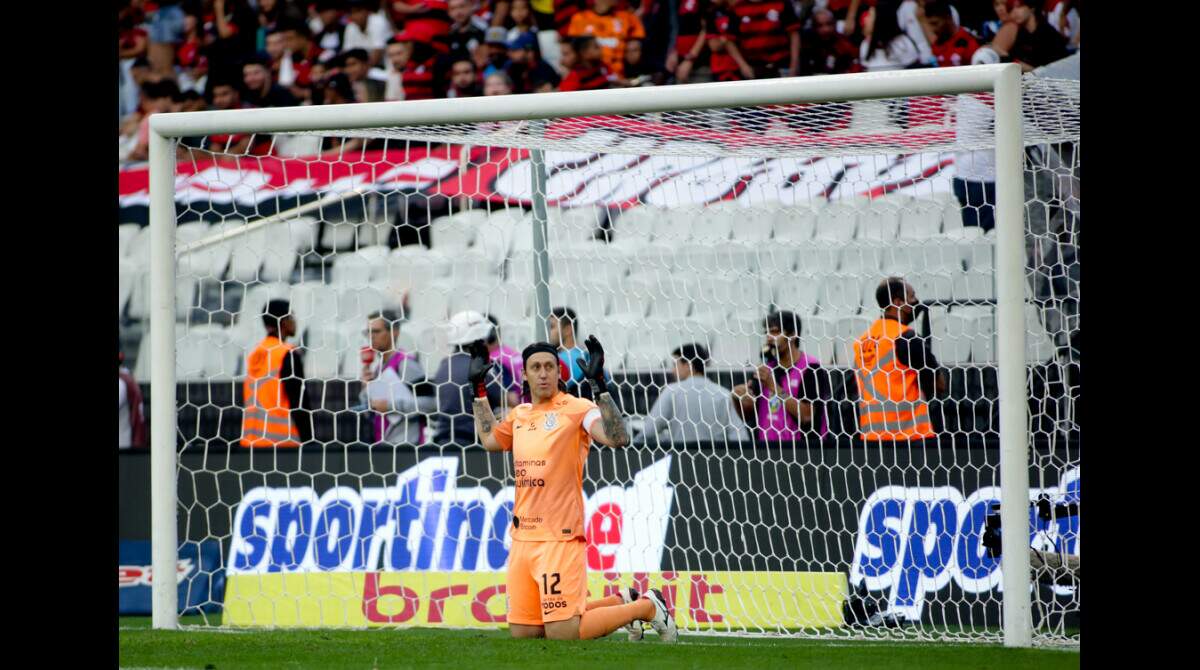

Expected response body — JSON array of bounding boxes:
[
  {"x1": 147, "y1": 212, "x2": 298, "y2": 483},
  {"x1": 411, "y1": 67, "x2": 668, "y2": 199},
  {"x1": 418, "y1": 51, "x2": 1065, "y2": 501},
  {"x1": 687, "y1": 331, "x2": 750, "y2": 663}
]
[{"x1": 145, "y1": 64, "x2": 1033, "y2": 645}]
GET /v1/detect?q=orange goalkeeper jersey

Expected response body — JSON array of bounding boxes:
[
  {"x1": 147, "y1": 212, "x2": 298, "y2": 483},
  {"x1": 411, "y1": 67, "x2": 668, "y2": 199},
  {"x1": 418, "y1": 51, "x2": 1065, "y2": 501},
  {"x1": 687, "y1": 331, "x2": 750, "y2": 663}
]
[{"x1": 493, "y1": 391, "x2": 601, "y2": 542}]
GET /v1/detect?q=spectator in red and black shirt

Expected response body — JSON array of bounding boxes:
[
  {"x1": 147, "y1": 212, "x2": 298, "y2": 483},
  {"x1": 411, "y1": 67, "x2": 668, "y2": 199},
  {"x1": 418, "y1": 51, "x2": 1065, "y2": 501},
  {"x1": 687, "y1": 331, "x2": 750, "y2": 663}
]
[
  {"x1": 387, "y1": 30, "x2": 444, "y2": 100},
  {"x1": 391, "y1": 0, "x2": 454, "y2": 45},
  {"x1": 669, "y1": 0, "x2": 708, "y2": 84},
  {"x1": 731, "y1": 0, "x2": 801, "y2": 77},
  {"x1": 554, "y1": 0, "x2": 588, "y2": 38},
  {"x1": 559, "y1": 35, "x2": 619, "y2": 91},
  {"x1": 800, "y1": 7, "x2": 862, "y2": 76},
  {"x1": 706, "y1": 0, "x2": 754, "y2": 82},
  {"x1": 925, "y1": 1, "x2": 979, "y2": 68}
]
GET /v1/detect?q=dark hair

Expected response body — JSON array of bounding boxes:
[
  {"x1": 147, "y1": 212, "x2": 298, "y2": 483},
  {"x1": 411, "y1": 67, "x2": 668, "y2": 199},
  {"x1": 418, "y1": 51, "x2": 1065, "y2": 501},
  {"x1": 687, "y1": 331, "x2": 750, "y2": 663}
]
[
  {"x1": 342, "y1": 48, "x2": 370, "y2": 64},
  {"x1": 876, "y1": 276, "x2": 909, "y2": 309},
  {"x1": 450, "y1": 53, "x2": 476, "y2": 69},
  {"x1": 549, "y1": 306, "x2": 578, "y2": 330},
  {"x1": 243, "y1": 51, "x2": 272, "y2": 69},
  {"x1": 277, "y1": 17, "x2": 311, "y2": 37},
  {"x1": 142, "y1": 79, "x2": 180, "y2": 101},
  {"x1": 924, "y1": 0, "x2": 953, "y2": 19},
  {"x1": 572, "y1": 36, "x2": 598, "y2": 53},
  {"x1": 321, "y1": 72, "x2": 355, "y2": 102},
  {"x1": 368, "y1": 309, "x2": 401, "y2": 330},
  {"x1": 764, "y1": 310, "x2": 803, "y2": 339},
  {"x1": 484, "y1": 313, "x2": 500, "y2": 344},
  {"x1": 867, "y1": 0, "x2": 906, "y2": 60},
  {"x1": 672, "y1": 343, "x2": 709, "y2": 375},
  {"x1": 262, "y1": 299, "x2": 292, "y2": 330}
]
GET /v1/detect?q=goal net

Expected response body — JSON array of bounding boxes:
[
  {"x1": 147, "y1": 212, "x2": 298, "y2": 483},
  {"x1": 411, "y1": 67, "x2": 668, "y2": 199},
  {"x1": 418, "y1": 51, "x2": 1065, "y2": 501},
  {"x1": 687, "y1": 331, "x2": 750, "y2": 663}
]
[{"x1": 129, "y1": 69, "x2": 1079, "y2": 645}]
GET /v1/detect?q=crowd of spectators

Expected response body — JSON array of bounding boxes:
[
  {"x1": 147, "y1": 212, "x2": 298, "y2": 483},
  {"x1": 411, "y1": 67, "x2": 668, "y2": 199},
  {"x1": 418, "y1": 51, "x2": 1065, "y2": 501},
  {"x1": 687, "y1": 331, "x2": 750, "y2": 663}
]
[{"x1": 119, "y1": 0, "x2": 1079, "y2": 161}]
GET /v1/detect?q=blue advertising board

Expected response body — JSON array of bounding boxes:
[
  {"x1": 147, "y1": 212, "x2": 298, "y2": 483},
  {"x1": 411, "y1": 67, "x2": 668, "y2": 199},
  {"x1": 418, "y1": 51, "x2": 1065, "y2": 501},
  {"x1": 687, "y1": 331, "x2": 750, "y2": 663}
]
[{"x1": 118, "y1": 540, "x2": 225, "y2": 615}]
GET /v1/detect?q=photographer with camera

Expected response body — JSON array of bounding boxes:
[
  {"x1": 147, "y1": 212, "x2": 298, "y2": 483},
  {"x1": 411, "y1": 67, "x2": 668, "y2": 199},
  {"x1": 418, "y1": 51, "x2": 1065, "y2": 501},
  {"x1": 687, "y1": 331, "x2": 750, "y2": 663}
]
[
  {"x1": 731, "y1": 310, "x2": 830, "y2": 444},
  {"x1": 852, "y1": 277, "x2": 947, "y2": 444}
]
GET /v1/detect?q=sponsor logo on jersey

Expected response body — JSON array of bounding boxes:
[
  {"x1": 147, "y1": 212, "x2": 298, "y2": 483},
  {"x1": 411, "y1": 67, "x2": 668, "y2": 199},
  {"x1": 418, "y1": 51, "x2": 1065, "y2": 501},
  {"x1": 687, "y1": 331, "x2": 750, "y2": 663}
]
[
  {"x1": 851, "y1": 467, "x2": 1079, "y2": 621},
  {"x1": 229, "y1": 456, "x2": 675, "y2": 574}
]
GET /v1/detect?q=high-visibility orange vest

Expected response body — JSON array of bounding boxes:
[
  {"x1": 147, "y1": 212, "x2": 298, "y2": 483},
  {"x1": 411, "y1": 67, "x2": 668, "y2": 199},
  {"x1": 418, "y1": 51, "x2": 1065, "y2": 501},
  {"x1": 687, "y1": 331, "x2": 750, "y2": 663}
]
[
  {"x1": 240, "y1": 336, "x2": 301, "y2": 448},
  {"x1": 852, "y1": 318, "x2": 935, "y2": 442}
]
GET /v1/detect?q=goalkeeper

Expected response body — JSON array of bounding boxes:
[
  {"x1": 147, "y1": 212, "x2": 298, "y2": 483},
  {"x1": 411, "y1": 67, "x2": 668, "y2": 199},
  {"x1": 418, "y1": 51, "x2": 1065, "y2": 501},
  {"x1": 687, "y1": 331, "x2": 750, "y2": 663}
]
[{"x1": 471, "y1": 336, "x2": 677, "y2": 642}]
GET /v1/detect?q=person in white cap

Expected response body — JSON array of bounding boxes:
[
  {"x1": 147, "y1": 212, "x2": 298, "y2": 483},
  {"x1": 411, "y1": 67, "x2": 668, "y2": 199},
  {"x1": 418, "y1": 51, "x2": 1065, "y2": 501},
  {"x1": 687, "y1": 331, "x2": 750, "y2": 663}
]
[{"x1": 430, "y1": 310, "x2": 506, "y2": 445}]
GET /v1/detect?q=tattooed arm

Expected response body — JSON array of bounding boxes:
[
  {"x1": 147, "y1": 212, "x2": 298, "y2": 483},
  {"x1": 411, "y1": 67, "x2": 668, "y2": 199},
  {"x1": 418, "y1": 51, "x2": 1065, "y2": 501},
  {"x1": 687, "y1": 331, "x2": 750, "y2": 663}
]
[
  {"x1": 587, "y1": 392, "x2": 631, "y2": 448},
  {"x1": 473, "y1": 397, "x2": 503, "y2": 452}
]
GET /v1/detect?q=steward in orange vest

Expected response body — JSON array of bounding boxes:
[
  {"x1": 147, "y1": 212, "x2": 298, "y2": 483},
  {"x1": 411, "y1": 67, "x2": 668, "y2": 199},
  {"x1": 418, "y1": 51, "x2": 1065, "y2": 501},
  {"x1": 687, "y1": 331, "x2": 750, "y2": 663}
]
[
  {"x1": 853, "y1": 278, "x2": 946, "y2": 442},
  {"x1": 241, "y1": 299, "x2": 311, "y2": 448}
]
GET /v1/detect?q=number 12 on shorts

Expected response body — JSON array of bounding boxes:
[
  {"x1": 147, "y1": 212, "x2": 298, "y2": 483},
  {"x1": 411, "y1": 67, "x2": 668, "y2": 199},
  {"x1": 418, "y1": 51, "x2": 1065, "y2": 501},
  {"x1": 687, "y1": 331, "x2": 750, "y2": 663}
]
[{"x1": 541, "y1": 573, "x2": 561, "y2": 595}]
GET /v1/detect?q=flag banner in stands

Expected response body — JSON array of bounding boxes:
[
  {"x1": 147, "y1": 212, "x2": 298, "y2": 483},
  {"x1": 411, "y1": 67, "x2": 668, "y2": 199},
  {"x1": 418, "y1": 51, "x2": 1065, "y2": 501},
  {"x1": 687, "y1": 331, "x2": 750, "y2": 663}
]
[
  {"x1": 118, "y1": 130, "x2": 956, "y2": 215},
  {"x1": 120, "y1": 444, "x2": 1077, "y2": 629},
  {"x1": 118, "y1": 539, "x2": 225, "y2": 615}
]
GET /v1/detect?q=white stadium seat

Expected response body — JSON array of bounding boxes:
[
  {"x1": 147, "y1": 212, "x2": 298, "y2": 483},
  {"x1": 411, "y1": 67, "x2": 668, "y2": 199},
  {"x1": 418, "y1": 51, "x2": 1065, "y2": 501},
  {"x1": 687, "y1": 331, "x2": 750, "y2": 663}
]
[
  {"x1": 728, "y1": 206, "x2": 775, "y2": 242},
  {"x1": 330, "y1": 246, "x2": 388, "y2": 288},
  {"x1": 119, "y1": 259, "x2": 137, "y2": 318},
  {"x1": 613, "y1": 205, "x2": 659, "y2": 242},
  {"x1": 301, "y1": 324, "x2": 345, "y2": 379},
  {"x1": 817, "y1": 276, "x2": 865, "y2": 316},
  {"x1": 126, "y1": 224, "x2": 153, "y2": 269},
  {"x1": 800, "y1": 315, "x2": 837, "y2": 366},
  {"x1": 899, "y1": 201, "x2": 944, "y2": 240},
  {"x1": 710, "y1": 319, "x2": 763, "y2": 368},
  {"x1": 794, "y1": 243, "x2": 840, "y2": 275},
  {"x1": 384, "y1": 246, "x2": 450, "y2": 295},
  {"x1": 814, "y1": 203, "x2": 858, "y2": 242},
  {"x1": 549, "y1": 280, "x2": 611, "y2": 321},
  {"x1": 773, "y1": 275, "x2": 821, "y2": 316},
  {"x1": 772, "y1": 207, "x2": 817, "y2": 243},
  {"x1": 839, "y1": 244, "x2": 885, "y2": 275},
  {"x1": 288, "y1": 282, "x2": 341, "y2": 328},
  {"x1": 118, "y1": 223, "x2": 141, "y2": 259},
  {"x1": 137, "y1": 324, "x2": 238, "y2": 380},
  {"x1": 931, "y1": 312, "x2": 975, "y2": 365},
  {"x1": 857, "y1": 204, "x2": 901, "y2": 243},
  {"x1": 407, "y1": 286, "x2": 452, "y2": 322},
  {"x1": 431, "y1": 210, "x2": 485, "y2": 251}
]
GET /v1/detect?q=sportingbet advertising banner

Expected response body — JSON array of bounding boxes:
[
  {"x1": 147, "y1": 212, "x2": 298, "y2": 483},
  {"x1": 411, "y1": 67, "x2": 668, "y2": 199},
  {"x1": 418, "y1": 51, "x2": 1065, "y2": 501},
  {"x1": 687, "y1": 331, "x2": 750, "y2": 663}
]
[
  {"x1": 118, "y1": 540, "x2": 225, "y2": 615},
  {"x1": 119, "y1": 444, "x2": 1077, "y2": 629}
]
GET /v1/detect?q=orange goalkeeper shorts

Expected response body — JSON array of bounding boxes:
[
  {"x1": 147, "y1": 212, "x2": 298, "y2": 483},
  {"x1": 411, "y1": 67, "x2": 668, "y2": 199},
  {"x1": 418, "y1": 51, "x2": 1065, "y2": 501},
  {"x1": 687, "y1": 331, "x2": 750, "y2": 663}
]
[{"x1": 506, "y1": 538, "x2": 588, "y2": 626}]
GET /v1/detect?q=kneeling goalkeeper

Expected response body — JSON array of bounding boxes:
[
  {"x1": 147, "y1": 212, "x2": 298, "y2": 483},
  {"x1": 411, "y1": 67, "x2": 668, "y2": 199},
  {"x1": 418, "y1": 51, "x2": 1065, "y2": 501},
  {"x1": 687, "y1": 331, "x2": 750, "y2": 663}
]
[{"x1": 470, "y1": 336, "x2": 677, "y2": 642}]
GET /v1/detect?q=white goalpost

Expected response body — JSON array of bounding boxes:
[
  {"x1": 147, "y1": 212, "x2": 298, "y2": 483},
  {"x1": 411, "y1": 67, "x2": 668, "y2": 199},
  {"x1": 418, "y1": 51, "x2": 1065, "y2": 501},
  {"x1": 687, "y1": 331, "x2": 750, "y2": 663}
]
[{"x1": 143, "y1": 64, "x2": 1079, "y2": 648}]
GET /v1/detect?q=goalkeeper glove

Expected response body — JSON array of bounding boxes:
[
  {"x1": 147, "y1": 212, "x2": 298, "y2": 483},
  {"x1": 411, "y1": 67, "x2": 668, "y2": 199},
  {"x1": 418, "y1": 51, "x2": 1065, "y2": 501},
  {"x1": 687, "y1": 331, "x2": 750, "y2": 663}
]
[
  {"x1": 467, "y1": 341, "x2": 492, "y2": 399},
  {"x1": 577, "y1": 335, "x2": 607, "y2": 395}
]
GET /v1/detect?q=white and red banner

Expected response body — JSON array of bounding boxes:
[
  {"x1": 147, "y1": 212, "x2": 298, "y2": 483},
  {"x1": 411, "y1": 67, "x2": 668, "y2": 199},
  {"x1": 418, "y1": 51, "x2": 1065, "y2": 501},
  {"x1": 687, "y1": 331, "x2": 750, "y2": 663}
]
[{"x1": 119, "y1": 128, "x2": 958, "y2": 213}]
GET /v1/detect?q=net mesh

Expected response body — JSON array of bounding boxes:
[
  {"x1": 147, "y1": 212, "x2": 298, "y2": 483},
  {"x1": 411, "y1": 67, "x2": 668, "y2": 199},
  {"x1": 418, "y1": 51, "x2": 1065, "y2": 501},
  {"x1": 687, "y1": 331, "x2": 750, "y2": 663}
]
[{"x1": 118, "y1": 74, "x2": 1079, "y2": 645}]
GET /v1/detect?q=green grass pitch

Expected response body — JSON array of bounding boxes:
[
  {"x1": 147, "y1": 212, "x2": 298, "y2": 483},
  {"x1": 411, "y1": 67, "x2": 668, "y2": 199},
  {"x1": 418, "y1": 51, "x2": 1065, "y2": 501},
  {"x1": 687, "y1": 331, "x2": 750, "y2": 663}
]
[{"x1": 119, "y1": 617, "x2": 1078, "y2": 669}]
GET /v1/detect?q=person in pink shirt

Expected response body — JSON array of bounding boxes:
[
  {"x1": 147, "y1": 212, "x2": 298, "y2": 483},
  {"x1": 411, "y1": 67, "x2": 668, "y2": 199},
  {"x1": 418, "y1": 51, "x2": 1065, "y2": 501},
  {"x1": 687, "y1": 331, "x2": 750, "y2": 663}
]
[
  {"x1": 731, "y1": 310, "x2": 830, "y2": 443},
  {"x1": 485, "y1": 314, "x2": 524, "y2": 408}
]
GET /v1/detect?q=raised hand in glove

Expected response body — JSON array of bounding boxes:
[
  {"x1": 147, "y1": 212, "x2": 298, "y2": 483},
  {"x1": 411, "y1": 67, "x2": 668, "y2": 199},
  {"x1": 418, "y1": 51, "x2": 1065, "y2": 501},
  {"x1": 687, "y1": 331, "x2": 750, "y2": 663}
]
[
  {"x1": 577, "y1": 335, "x2": 607, "y2": 394},
  {"x1": 467, "y1": 340, "x2": 492, "y2": 398}
]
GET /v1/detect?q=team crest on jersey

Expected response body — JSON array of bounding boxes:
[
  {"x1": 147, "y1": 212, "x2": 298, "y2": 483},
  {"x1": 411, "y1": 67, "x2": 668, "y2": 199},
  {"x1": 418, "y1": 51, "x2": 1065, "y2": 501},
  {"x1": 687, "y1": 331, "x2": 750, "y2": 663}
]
[{"x1": 543, "y1": 412, "x2": 559, "y2": 431}]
